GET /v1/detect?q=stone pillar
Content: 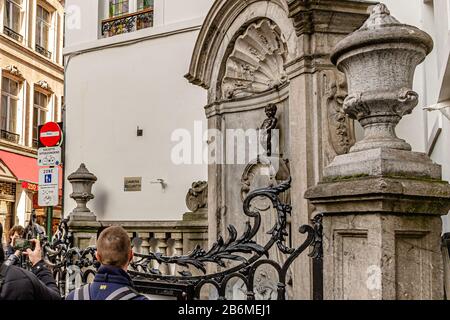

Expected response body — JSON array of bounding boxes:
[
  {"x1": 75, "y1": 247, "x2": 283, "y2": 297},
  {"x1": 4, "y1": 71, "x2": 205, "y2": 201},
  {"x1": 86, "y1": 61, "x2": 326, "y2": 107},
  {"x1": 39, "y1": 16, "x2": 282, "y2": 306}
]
[
  {"x1": 136, "y1": 232, "x2": 151, "y2": 273},
  {"x1": 67, "y1": 164, "x2": 101, "y2": 248},
  {"x1": 137, "y1": 232, "x2": 151, "y2": 255},
  {"x1": 287, "y1": 0, "x2": 371, "y2": 299},
  {"x1": 305, "y1": 4, "x2": 450, "y2": 300}
]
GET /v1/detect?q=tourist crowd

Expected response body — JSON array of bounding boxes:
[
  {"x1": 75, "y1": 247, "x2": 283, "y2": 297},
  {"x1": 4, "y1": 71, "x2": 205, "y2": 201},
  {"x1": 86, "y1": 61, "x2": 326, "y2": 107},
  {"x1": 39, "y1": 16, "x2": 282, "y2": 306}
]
[{"x1": 0, "y1": 222, "x2": 147, "y2": 300}]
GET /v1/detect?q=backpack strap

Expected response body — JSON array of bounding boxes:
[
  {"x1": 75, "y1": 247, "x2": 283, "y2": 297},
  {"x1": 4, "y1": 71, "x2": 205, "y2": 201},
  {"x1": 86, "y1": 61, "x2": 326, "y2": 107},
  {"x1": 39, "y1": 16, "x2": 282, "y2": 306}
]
[
  {"x1": 73, "y1": 283, "x2": 91, "y2": 300},
  {"x1": 105, "y1": 286, "x2": 140, "y2": 300}
]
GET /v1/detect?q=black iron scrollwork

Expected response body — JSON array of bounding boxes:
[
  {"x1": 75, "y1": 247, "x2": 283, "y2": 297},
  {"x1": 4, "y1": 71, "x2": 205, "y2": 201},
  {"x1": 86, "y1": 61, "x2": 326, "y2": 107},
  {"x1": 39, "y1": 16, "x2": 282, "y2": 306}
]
[
  {"x1": 102, "y1": 10, "x2": 153, "y2": 37},
  {"x1": 36, "y1": 177, "x2": 323, "y2": 300}
]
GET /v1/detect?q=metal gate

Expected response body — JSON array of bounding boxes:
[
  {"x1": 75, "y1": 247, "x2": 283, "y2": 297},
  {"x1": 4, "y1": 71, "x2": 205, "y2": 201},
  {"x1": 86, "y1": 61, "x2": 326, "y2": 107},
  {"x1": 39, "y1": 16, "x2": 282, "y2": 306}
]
[{"x1": 35, "y1": 178, "x2": 323, "y2": 300}]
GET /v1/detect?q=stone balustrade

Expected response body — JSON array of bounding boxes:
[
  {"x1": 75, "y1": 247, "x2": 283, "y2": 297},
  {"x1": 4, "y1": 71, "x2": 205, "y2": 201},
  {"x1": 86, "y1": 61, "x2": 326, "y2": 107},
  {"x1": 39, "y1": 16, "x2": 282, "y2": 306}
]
[{"x1": 100, "y1": 219, "x2": 208, "y2": 276}]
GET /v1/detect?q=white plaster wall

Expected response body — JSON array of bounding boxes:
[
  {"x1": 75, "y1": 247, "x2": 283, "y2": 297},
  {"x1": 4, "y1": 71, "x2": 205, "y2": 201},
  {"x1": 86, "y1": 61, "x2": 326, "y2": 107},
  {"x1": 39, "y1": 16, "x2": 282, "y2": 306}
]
[
  {"x1": 64, "y1": 31, "x2": 207, "y2": 221},
  {"x1": 163, "y1": 0, "x2": 213, "y2": 25},
  {"x1": 63, "y1": 0, "x2": 450, "y2": 228},
  {"x1": 64, "y1": 0, "x2": 100, "y2": 46},
  {"x1": 63, "y1": 0, "x2": 211, "y2": 221},
  {"x1": 383, "y1": 0, "x2": 450, "y2": 232},
  {"x1": 381, "y1": 0, "x2": 427, "y2": 153}
]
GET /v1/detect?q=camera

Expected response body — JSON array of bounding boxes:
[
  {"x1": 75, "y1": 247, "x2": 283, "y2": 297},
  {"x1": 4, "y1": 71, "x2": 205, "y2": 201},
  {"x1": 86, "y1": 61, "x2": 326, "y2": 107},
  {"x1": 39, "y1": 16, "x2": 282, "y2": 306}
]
[{"x1": 13, "y1": 238, "x2": 35, "y2": 251}]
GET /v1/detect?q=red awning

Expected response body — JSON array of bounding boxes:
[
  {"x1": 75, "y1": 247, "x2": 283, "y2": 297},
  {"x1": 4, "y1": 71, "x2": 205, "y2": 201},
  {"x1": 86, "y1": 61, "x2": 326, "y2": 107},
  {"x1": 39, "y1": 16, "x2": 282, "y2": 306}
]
[
  {"x1": 0, "y1": 150, "x2": 39, "y2": 183},
  {"x1": 0, "y1": 150, "x2": 63, "y2": 187}
]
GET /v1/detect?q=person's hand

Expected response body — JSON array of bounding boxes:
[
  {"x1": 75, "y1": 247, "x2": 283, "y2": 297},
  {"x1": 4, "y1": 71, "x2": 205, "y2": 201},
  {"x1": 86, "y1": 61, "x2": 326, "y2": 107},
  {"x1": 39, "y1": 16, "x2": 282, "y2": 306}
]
[
  {"x1": 24, "y1": 239, "x2": 42, "y2": 267},
  {"x1": 14, "y1": 250, "x2": 21, "y2": 258}
]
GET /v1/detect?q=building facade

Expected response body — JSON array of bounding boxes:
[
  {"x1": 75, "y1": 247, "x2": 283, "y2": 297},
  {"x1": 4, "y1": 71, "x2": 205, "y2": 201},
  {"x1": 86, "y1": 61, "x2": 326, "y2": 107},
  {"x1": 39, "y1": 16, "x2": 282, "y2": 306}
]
[
  {"x1": 63, "y1": 0, "x2": 450, "y2": 299},
  {"x1": 0, "y1": 0, "x2": 64, "y2": 241}
]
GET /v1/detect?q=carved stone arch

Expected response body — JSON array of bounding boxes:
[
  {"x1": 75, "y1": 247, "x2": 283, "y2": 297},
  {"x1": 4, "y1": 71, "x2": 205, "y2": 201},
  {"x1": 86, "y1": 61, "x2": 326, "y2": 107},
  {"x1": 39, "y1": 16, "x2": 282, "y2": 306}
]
[
  {"x1": 186, "y1": 0, "x2": 298, "y2": 103},
  {"x1": 186, "y1": 0, "x2": 372, "y2": 300}
]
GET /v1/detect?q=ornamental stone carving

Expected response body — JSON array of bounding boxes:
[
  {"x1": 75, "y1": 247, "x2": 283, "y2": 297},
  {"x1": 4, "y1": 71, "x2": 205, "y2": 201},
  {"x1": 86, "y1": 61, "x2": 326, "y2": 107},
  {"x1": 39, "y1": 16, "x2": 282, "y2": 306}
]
[
  {"x1": 331, "y1": 3, "x2": 433, "y2": 153},
  {"x1": 36, "y1": 80, "x2": 52, "y2": 92},
  {"x1": 67, "y1": 163, "x2": 97, "y2": 215},
  {"x1": 185, "y1": 181, "x2": 208, "y2": 212},
  {"x1": 324, "y1": 71, "x2": 355, "y2": 156},
  {"x1": 306, "y1": 3, "x2": 450, "y2": 300},
  {"x1": 259, "y1": 104, "x2": 278, "y2": 157},
  {"x1": 222, "y1": 19, "x2": 288, "y2": 99},
  {"x1": 4, "y1": 65, "x2": 23, "y2": 79}
]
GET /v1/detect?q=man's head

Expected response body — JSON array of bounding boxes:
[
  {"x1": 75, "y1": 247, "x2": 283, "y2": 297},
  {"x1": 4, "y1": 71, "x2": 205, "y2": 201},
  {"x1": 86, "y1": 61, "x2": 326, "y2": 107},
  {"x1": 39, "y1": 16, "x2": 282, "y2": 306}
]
[
  {"x1": 96, "y1": 226, "x2": 132, "y2": 270},
  {"x1": 8, "y1": 225, "x2": 24, "y2": 245}
]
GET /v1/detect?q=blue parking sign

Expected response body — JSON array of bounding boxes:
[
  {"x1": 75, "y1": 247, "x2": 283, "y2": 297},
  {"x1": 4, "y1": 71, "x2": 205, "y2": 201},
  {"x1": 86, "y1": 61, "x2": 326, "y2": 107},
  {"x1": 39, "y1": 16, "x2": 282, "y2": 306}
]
[{"x1": 45, "y1": 174, "x2": 52, "y2": 183}]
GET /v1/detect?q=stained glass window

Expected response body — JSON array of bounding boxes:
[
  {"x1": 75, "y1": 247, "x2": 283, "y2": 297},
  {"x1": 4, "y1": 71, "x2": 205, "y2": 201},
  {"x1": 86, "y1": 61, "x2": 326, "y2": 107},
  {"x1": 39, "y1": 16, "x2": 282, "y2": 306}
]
[
  {"x1": 109, "y1": 0, "x2": 129, "y2": 17},
  {"x1": 137, "y1": 0, "x2": 153, "y2": 11}
]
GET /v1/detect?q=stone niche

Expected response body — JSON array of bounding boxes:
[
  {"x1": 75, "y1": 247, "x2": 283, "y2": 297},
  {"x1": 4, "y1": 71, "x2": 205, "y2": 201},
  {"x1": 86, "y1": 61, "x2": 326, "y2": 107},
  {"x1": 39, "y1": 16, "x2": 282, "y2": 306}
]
[{"x1": 186, "y1": 0, "x2": 372, "y2": 299}]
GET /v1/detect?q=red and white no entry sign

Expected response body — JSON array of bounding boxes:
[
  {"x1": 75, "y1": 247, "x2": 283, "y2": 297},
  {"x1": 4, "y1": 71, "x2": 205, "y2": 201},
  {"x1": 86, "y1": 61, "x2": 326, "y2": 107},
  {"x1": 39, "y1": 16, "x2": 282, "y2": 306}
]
[{"x1": 39, "y1": 122, "x2": 62, "y2": 147}]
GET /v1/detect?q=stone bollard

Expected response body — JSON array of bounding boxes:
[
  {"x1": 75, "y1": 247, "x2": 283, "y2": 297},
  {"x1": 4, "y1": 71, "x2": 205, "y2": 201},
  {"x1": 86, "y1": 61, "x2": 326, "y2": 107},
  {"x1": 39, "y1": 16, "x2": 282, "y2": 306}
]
[
  {"x1": 67, "y1": 163, "x2": 101, "y2": 248},
  {"x1": 305, "y1": 4, "x2": 450, "y2": 300}
]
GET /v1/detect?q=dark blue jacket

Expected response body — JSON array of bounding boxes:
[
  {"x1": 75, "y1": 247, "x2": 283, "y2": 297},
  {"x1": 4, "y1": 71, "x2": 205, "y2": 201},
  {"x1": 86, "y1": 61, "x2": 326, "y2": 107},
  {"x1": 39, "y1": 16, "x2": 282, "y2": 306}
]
[{"x1": 66, "y1": 265, "x2": 147, "y2": 300}]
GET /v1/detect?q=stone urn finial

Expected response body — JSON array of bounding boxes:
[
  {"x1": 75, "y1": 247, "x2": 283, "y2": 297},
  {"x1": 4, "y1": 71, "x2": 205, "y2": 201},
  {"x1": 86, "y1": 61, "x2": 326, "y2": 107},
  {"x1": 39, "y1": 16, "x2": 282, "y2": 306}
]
[
  {"x1": 68, "y1": 163, "x2": 97, "y2": 214},
  {"x1": 330, "y1": 3, "x2": 433, "y2": 153}
]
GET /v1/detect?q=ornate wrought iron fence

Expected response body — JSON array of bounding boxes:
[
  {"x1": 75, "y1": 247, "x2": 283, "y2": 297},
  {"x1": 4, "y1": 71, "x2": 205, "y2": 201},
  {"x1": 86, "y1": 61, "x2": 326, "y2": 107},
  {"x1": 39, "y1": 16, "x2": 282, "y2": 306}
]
[
  {"x1": 30, "y1": 178, "x2": 322, "y2": 300},
  {"x1": 3, "y1": 26, "x2": 23, "y2": 42},
  {"x1": 35, "y1": 44, "x2": 52, "y2": 59},
  {"x1": 0, "y1": 129, "x2": 20, "y2": 144}
]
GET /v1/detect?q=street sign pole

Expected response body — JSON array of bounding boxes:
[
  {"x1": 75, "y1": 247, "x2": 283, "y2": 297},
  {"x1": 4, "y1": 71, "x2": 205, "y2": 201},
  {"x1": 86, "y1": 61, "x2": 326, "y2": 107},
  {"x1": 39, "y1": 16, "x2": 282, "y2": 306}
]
[
  {"x1": 38, "y1": 122, "x2": 63, "y2": 238},
  {"x1": 46, "y1": 205, "x2": 53, "y2": 237}
]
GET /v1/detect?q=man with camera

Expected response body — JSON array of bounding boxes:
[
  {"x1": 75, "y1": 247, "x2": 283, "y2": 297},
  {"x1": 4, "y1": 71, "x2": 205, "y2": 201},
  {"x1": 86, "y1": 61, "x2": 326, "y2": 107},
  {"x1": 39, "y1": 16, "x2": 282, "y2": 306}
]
[
  {"x1": 0, "y1": 238, "x2": 61, "y2": 300},
  {"x1": 4, "y1": 225, "x2": 26, "y2": 267}
]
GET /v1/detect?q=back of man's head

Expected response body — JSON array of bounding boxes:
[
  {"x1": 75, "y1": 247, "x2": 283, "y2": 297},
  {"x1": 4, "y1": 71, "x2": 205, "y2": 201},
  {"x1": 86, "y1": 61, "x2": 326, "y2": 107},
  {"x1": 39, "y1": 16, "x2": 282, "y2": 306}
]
[{"x1": 96, "y1": 226, "x2": 131, "y2": 268}]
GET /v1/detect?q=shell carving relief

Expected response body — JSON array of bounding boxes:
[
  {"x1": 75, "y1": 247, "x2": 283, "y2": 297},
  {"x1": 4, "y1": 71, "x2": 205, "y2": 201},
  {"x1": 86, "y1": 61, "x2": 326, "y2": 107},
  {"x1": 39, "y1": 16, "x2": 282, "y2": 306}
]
[{"x1": 222, "y1": 20, "x2": 288, "y2": 99}]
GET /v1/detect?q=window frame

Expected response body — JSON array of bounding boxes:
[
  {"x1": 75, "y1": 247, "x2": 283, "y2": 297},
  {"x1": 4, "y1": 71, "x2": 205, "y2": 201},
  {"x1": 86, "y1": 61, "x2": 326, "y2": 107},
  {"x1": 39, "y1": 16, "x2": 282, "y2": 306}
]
[
  {"x1": 102, "y1": 0, "x2": 154, "y2": 37},
  {"x1": 137, "y1": 0, "x2": 153, "y2": 12},
  {"x1": 109, "y1": 0, "x2": 130, "y2": 18},
  {"x1": 3, "y1": 0, "x2": 25, "y2": 42},
  {"x1": 1, "y1": 76, "x2": 20, "y2": 134},
  {"x1": 32, "y1": 89, "x2": 49, "y2": 143},
  {"x1": 35, "y1": 4, "x2": 53, "y2": 51},
  {"x1": 4, "y1": 0, "x2": 23, "y2": 33}
]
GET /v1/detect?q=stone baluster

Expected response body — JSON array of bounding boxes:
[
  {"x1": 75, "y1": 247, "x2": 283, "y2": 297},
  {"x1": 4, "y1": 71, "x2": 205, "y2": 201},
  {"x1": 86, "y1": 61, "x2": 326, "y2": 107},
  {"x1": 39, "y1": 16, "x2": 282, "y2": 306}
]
[
  {"x1": 154, "y1": 232, "x2": 169, "y2": 275},
  {"x1": 137, "y1": 232, "x2": 151, "y2": 272},
  {"x1": 171, "y1": 232, "x2": 183, "y2": 275},
  {"x1": 148, "y1": 233, "x2": 158, "y2": 270}
]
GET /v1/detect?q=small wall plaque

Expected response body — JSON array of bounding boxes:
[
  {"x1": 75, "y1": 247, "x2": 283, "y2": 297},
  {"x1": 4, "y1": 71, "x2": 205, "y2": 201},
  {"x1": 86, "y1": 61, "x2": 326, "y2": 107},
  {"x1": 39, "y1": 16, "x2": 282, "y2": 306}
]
[{"x1": 124, "y1": 177, "x2": 142, "y2": 192}]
